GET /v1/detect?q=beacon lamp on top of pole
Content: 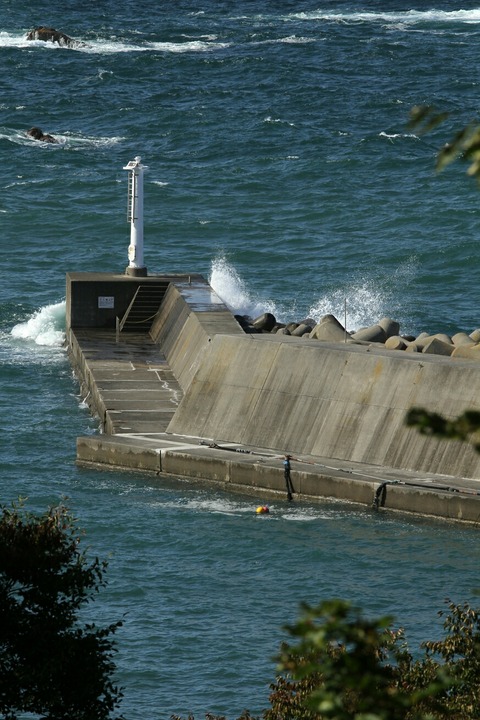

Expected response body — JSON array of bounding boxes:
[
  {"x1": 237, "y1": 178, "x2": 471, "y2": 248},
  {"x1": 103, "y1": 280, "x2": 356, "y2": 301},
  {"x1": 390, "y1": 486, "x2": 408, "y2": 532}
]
[{"x1": 123, "y1": 156, "x2": 148, "y2": 277}]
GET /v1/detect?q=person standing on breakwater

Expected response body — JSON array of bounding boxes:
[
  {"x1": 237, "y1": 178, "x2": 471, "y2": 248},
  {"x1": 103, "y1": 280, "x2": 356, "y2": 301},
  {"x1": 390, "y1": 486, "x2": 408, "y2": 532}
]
[{"x1": 284, "y1": 455, "x2": 295, "y2": 501}]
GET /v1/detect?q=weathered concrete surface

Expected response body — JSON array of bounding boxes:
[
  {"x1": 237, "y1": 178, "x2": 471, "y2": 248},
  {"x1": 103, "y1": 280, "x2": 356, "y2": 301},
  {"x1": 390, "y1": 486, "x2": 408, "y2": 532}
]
[
  {"x1": 67, "y1": 272, "x2": 480, "y2": 524},
  {"x1": 149, "y1": 280, "x2": 243, "y2": 392},
  {"x1": 66, "y1": 272, "x2": 201, "y2": 331},
  {"x1": 75, "y1": 433, "x2": 480, "y2": 524},
  {"x1": 167, "y1": 333, "x2": 480, "y2": 479},
  {"x1": 67, "y1": 328, "x2": 182, "y2": 434}
]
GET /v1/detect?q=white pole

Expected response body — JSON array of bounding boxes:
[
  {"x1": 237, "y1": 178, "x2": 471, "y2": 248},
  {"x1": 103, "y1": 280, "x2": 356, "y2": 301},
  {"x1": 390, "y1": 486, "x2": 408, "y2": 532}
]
[{"x1": 123, "y1": 156, "x2": 147, "y2": 276}]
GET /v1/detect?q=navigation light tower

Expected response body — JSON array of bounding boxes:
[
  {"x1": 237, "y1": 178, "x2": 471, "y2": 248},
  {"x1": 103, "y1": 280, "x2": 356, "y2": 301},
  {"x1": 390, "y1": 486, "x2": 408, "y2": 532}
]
[{"x1": 123, "y1": 156, "x2": 147, "y2": 277}]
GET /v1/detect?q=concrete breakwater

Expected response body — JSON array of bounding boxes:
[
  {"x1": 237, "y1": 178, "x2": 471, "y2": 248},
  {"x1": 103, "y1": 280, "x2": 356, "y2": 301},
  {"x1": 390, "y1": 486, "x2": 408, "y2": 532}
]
[
  {"x1": 66, "y1": 271, "x2": 480, "y2": 524},
  {"x1": 240, "y1": 311, "x2": 480, "y2": 360}
]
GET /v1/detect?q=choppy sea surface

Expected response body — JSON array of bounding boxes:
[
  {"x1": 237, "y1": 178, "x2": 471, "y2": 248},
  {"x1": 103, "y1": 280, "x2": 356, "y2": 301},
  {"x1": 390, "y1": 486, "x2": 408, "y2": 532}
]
[{"x1": 2, "y1": 2, "x2": 480, "y2": 718}]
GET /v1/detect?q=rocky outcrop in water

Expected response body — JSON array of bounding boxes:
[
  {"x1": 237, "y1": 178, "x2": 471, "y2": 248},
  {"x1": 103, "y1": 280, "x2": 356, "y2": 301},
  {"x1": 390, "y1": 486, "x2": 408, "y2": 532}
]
[
  {"x1": 26, "y1": 26, "x2": 84, "y2": 48},
  {"x1": 238, "y1": 312, "x2": 480, "y2": 360},
  {"x1": 27, "y1": 127, "x2": 57, "y2": 143}
]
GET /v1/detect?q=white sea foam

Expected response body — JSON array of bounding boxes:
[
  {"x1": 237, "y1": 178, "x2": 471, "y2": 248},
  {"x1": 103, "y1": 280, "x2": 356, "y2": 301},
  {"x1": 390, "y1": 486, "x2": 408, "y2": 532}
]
[
  {"x1": 154, "y1": 493, "x2": 344, "y2": 521},
  {"x1": 0, "y1": 126, "x2": 122, "y2": 149},
  {"x1": 11, "y1": 301, "x2": 66, "y2": 347},
  {"x1": 308, "y1": 283, "x2": 389, "y2": 333},
  {"x1": 157, "y1": 493, "x2": 263, "y2": 516},
  {"x1": 280, "y1": 510, "x2": 325, "y2": 521},
  {"x1": 288, "y1": 9, "x2": 480, "y2": 25},
  {"x1": 209, "y1": 254, "x2": 417, "y2": 333},
  {"x1": 209, "y1": 255, "x2": 278, "y2": 319},
  {"x1": 64, "y1": 38, "x2": 229, "y2": 55},
  {"x1": 252, "y1": 35, "x2": 315, "y2": 46},
  {"x1": 81, "y1": 39, "x2": 230, "y2": 54},
  {"x1": 379, "y1": 131, "x2": 418, "y2": 141},
  {"x1": 58, "y1": 133, "x2": 124, "y2": 148},
  {"x1": 183, "y1": 497, "x2": 254, "y2": 515},
  {"x1": 0, "y1": 32, "x2": 230, "y2": 54},
  {"x1": 0, "y1": 32, "x2": 87, "y2": 50},
  {"x1": 0, "y1": 31, "x2": 35, "y2": 48},
  {"x1": 264, "y1": 116, "x2": 295, "y2": 127},
  {"x1": 146, "y1": 40, "x2": 230, "y2": 53}
]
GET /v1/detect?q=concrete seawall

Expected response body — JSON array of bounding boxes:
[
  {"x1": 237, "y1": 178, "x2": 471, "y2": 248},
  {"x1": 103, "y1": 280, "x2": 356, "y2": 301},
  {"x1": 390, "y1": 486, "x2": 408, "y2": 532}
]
[
  {"x1": 149, "y1": 280, "x2": 243, "y2": 392},
  {"x1": 168, "y1": 333, "x2": 480, "y2": 479},
  {"x1": 66, "y1": 271, "x2": 480, "y2": 525}
]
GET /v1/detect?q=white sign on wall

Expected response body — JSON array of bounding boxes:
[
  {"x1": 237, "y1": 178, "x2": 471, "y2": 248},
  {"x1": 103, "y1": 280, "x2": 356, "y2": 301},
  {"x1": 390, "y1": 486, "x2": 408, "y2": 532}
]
[{"x1": 98, "y1": 296, "x2": 115, "y2": 309}]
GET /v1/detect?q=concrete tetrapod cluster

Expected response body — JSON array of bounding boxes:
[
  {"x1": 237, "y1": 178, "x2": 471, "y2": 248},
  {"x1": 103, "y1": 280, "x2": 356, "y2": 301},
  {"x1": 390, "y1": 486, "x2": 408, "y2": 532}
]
[{"x1": 235, "y1": 312, "x2": 480, "y2": 360}]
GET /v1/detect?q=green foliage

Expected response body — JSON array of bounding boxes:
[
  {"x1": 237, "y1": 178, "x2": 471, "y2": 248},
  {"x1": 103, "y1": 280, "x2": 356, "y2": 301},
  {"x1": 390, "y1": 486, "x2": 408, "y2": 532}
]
[
  {"x1": 403, "y1": 601, "x2": 480, "y2": 719},
  {"x1": 408, "y1": 105, "x2": 450, "y2": 136},
  {"x1": 406, "y1": 408, "x2": 480, "y2": 452},
  {"x1": 268, "y1": 600, "x2": 480, "y2": 720},
  {"x1": 409, "y1": 105, "x2": 480, "y2": 183},
  {"x1": 272, "y1": 599, "x2": 441, "y2": 720},
  {"x1": 172, "y1": 599, "x2": 480, "y2": 720},
  {"x1": 0, "y1": 501, "x2": 124, "y2": 720},
  {"x1": 266, "y1": 600, "x2": 480, "y2": 720}
]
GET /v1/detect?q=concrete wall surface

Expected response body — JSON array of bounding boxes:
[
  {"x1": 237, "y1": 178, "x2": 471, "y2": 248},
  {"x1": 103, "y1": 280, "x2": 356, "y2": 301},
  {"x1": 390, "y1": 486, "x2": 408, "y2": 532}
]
[
  {"x1": 66, "y1": 272, "x2": 203, "y2": 331},
  {"x1": 76, "y1": 434, "x2": 480, "y2": 523},
  {"x1": 150, "y1": 279, "x2": 244, "y2": 392},
  {"x1": 167, "y1": 333, "x2": 480, "y2": 479}
]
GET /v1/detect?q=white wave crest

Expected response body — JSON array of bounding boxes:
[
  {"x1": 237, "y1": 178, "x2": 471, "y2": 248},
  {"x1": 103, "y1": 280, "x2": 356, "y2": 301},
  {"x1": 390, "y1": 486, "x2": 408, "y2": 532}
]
[
  {"x1": 11, "y1": 301, "x2": 66, "y2": 346},
  {"x1": 288, "y1": 9, "x2": 480, "y2": 25},
  {"x1": 379, "y1": 131, "x2": 418, "y2": 141},
  {"x1": 58, "y1": 38, "x2": 229, "y2": 55},
  {"x1": 0, "y1": 126, "x2": 123, "y2": 149},
  {"x1": 307, "y1": 258, "x2": 418, "y2": 332},
  {"x1": 0, "y1": 32, "x2": 229, "y2": 55},
  {"x1": 209, "y1": 255, "x2": 412, "y2": 331},
  {"x1": 146, "y1": 40, "x2": 230, "y2": 53},
  {"x1": 209, "y1": 255, "x2": 277, "y2": 319},
  {"x1": 79, "y1": 39, "x2": 230, "y2": 54},
  {"x1": 308, "y1": 284, "x2": 387, "y2": 332}
]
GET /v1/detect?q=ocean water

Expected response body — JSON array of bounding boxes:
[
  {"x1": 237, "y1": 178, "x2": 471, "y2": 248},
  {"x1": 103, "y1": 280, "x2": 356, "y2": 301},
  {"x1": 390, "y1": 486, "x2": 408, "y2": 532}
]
[{"x1": 2, "y1": 3, "x2": 480, "y2": 718}]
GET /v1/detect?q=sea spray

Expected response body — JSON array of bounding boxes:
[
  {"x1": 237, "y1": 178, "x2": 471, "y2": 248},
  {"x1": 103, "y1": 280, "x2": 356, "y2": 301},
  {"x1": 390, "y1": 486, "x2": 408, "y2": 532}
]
[
  {"x1": 11, "y1": 302, "x2": 66, "y2": 347},
  {"x1": 308, "y1": 282, "x2": 390, "y2": 333},
  {"x1": 209, "y1": 255, "x2": 408, "y2": 333},
  {"x1": 209, "y1": 255, "x2": 278, "y2": 319}
]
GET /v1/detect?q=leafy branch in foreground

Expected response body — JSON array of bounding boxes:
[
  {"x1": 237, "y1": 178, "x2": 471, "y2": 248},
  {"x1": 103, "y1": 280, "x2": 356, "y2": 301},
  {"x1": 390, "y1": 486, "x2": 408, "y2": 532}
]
[
  {"x1": 406, "y1": 408, "x2": 480, "y2": 452},
  {"x1": 272, "y1": 599, "x2": 443, "y2": 720},
  {"x1": 173, "y1": 599, "x2": 480, "y2": 720},
  {"x1": 409, "y1": 104, "x2": 480, "y2": 182},
  {"x1": 0, "y1": 500, "x2": 124, "y2": 720}
]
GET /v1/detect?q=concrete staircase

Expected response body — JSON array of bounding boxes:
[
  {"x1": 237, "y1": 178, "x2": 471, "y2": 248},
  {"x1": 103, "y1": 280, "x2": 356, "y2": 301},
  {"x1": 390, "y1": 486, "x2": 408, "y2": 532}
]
[{"x1": 119, "y1": 282, "x2": 170, "y2": 332}]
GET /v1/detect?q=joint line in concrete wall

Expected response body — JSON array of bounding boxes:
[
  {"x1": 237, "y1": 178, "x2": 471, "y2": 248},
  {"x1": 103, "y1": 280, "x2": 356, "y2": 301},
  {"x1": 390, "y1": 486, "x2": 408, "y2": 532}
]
[{"x1": 372, "y1": 478, "x2": 480, "y2": 513}]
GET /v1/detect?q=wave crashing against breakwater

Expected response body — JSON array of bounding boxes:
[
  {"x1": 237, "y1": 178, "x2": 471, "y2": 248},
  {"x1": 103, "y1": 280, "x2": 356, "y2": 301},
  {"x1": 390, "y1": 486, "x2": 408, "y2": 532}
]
[
  {"x1": 208, "y1": 257, "x2": 480, "y2": 355},
  {"x1": 10, "y1": 302, "x2": 66, "y2": 347},
  {"x1": 208, "y1": 255, "x2": 404, "y2": 333},
  {"x1": 6, "y1": 256, "x2": 473, "y2": 360}
]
